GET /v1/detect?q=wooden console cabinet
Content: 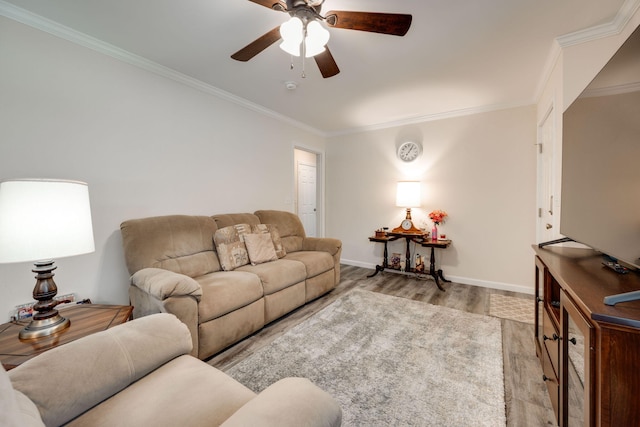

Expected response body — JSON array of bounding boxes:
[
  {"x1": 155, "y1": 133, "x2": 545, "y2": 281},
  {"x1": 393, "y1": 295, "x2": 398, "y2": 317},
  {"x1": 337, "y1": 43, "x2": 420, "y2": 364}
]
[{"x1": 534, "y1": 246, "x2": 640, "y2": 426}]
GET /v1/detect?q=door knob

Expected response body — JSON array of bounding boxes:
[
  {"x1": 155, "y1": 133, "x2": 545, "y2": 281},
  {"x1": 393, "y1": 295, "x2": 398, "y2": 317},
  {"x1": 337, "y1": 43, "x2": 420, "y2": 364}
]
[{"x1": 546, "y1": 223, "x2": 552, "y2": 229}]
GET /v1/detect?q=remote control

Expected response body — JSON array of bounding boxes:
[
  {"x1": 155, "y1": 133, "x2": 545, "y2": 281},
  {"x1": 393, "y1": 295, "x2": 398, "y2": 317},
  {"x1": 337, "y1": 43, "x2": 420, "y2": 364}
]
[{"x1": 603, "y1": 261, "x2": 628, "y2": 274}]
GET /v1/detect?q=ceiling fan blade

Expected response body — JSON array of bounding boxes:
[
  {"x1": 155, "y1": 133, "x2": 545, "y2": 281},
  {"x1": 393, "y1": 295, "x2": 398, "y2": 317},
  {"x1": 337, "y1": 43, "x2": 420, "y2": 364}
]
[
  {"x1": 325, "y1": 11, "x2": 412, "y2": 36},
  {"x1": 231, "y1": 27, "x2": 282, "y2": 61},
  {"x1": 314, "y1": 47, "x2": 340, "y2": 78},
  {"x1": 248, "y1": 0, "x2": 287, "y2": 11}
]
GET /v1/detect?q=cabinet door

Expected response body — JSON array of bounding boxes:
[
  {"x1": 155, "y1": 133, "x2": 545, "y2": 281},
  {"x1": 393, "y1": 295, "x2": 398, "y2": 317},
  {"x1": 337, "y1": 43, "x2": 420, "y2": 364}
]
[{"x1": 561, "y1": 291, "x2": 595, "y2": 427}]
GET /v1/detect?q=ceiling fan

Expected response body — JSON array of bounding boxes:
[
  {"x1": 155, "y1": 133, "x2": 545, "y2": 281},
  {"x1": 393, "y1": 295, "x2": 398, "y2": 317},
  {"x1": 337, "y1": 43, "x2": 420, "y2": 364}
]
[{"x1": 231, "y1": 0, "x2": 412, "y2": 78}]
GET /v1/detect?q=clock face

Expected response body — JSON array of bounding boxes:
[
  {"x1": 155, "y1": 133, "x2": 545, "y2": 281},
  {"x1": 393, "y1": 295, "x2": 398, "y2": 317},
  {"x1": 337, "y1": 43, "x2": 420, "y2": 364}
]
[
  {"x1": 397, "y1": 141, "x2": 421, "y2": 162},
  {"x1": 401, "y1": 219, "x2": 413, "y2": 230}
]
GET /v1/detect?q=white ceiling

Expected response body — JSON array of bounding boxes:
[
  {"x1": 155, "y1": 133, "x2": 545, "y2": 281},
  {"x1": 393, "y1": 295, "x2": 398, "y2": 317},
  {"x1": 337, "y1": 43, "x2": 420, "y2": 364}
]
[{"x1": 0, "y1": 0, "x2": 632, "y2": 135}]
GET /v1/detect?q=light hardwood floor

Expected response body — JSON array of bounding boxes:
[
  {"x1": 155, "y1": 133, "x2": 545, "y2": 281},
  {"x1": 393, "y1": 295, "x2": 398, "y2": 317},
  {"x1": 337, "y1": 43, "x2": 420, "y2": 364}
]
[{"x1": 207, "y1": 264, "x2": 557, "y2": 426}]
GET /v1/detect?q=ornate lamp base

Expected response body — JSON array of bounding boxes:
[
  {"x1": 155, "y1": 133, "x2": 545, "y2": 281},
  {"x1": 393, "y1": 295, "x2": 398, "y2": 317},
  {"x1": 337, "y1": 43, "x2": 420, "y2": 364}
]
[
  {"x1": 19, "y1": 314, "x2": 70, "y2": 340},
  {"x1": 18, "y1": 260, "x2": 71, "y2": 340}
]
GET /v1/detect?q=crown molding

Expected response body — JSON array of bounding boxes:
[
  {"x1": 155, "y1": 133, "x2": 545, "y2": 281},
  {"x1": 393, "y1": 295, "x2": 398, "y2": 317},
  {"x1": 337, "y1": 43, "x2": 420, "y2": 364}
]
[
  {"x1": 556, "y1": 0, "x2": 640, "y2": 47},
  {"x1": 533, "y1": 0, "x2": 640, "y2": 105},
  {"x1": 0, "y1": 0, "x2": 325, "y2": 137},
  {"x1": 582, "y1": 81, "x2": 640, "y2": 98}
]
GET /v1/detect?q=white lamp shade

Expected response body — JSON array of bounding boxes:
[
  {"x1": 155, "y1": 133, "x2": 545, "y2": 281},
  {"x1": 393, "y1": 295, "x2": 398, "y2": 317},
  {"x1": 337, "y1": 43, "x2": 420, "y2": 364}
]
[
  {"x1": 0, "y1": 179, "x2": 95, "y2": 263},
  {"x1": 279, "y1": 17, "x2": 303, "y2": 56},
  {"x1": 304, "y1": 21, "x2": 330, "y2": 57},
  {"x1": 396, "y1": 181, "x2": 421, "y2": 208}
]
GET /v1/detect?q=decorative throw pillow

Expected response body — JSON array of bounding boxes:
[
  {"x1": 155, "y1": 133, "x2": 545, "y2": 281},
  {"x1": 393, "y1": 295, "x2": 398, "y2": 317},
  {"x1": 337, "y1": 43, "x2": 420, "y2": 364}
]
[
  {"x1": 213, "y1": 224, "x2": 252, "y2": 271},
  {"x1": 252, "y1": 223, "x2": 286, "y2": 258},
  {"x1": 244, "y1": 233, "x2": 278, "y2": 265}
]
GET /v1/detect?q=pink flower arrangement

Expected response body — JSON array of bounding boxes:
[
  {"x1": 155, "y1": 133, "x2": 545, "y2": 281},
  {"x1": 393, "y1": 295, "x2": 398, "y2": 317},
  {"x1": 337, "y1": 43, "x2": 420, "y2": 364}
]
[{"x1": 429, "y1": 209, "x2": 448, "y2": 225}]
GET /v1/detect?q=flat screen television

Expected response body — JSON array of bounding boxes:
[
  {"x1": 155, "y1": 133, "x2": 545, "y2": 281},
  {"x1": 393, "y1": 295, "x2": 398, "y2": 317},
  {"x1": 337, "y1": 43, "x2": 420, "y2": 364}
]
[{"x1": 561, "y1": 24, "x2": 640, "y2": 271}]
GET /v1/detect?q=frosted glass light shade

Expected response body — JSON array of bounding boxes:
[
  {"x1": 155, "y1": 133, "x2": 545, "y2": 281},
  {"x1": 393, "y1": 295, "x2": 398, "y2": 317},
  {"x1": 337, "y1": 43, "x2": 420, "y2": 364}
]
[
  {"x1": 0, "y1": 179, "x2": 95, "y2": 263},
  {"x1": 304, "y1": 21, "x2": 329, "y2": 57},
  {"x1": 396, "y1": 181, "x2": 421, "y2": 208},
  {"x1": 279, "y1": 17, "x2": 303, "y2": 56}
]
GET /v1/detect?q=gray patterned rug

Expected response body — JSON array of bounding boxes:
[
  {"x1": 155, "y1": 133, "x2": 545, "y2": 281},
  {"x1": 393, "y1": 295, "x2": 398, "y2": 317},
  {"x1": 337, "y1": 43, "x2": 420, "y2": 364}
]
[{"x1": 226, "y1": 289, "x2": 506, "y2": 426}]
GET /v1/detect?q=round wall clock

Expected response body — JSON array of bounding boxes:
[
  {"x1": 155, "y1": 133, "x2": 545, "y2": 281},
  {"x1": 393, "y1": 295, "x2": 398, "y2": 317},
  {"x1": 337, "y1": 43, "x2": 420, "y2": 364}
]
[{"x1": 397, "y1": 141, "x2": 421, "y2": 162}]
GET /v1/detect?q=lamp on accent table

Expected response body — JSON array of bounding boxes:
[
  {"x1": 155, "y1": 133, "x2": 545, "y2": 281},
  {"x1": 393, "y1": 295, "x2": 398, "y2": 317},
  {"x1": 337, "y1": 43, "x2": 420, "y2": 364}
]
[
  {"x1": 0, "y1": 179, "x2": 95, "y2": 340},
  {"x1": 391, "y1": 181, "x2": 422, "y2": 234}
]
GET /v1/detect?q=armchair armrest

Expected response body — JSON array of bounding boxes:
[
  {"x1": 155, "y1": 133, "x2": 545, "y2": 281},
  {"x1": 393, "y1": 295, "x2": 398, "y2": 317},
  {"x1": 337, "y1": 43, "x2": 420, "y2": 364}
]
[
  {"x1": 131, "y1": 267, "x2": 202, "y2": 302},
  {"x1": 220, "y1": 378, "x2": 342, "y2": 427},
  {"x1": 302, "y1": 237, "x2": 342, "y2": 256}
]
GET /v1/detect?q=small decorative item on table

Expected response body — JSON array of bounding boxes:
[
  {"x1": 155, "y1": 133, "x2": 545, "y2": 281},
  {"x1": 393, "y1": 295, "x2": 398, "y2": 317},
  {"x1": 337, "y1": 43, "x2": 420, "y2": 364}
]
[
  {"x1": 375, "y1": 228, "x2": 387, "y2": 238},
  {"x1": 428, "y1": 209, "x2": 448, "y2": 241},
  {"x1": 390, "y1": 253, "x2": 402, "y2": 270}
]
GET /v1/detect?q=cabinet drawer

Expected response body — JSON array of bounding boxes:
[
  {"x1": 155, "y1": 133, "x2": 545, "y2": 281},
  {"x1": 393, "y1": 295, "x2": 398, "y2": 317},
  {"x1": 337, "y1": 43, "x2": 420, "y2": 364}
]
[{"x1": 543, "y1": 309, "x2": 560, "y2": 376}]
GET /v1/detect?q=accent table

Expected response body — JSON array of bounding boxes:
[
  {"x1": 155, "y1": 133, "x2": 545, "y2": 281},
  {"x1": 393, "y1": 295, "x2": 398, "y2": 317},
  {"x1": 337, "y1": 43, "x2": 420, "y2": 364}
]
[
  {"x1": 0, "y1": 304, "x2": 133, "y2": 370},
  {"x1": 368, "y1": 233, "x2": 452, "y2": 291}
]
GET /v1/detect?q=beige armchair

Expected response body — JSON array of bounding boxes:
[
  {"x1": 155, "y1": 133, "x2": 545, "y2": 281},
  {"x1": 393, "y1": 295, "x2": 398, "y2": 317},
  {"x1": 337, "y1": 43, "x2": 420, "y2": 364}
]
[{"x1": 3, "y1": 313, "x2": 342, "y2": 427}]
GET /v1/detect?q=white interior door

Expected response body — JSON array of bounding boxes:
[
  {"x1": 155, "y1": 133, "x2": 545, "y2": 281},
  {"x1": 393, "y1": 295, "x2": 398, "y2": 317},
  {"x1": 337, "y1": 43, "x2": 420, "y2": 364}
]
[
  {"x1": 297, "y1": 162, "x2": 317, "y2": 237},
  {"x1": 537, "y1": 106, "x2": 556, "y2": 243}
]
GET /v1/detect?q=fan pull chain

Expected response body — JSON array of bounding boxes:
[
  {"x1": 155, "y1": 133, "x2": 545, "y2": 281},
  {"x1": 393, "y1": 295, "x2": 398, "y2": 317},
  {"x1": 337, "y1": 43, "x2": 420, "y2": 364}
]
[{"x1": 301, "y1": 27, "x2": 307, "y2": 78}]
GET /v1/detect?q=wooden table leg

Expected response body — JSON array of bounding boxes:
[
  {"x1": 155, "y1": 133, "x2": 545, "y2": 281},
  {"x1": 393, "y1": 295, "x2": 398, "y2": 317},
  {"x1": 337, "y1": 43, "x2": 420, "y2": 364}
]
[
  {"x1": 368, "y1": 239, "x2": 391, "y2": 277},
  {"x1": 429, "y1": 246, "x2": 448, "y2": 291},
  {"x1": 404, "y1": 238, "x2": 411, "y2": 272}
]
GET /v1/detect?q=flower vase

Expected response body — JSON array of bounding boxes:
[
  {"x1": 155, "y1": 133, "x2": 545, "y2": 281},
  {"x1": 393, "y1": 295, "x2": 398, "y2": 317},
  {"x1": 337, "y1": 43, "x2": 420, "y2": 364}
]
[{"x1": 431, "y1": 224, "x2": 438, "y2": 241}]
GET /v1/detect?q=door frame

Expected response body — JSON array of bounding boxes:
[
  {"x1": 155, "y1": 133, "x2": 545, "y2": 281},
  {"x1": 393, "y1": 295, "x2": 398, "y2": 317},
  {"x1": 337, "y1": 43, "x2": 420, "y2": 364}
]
[
  {"x1": 293, "y1": 145, "x2": 324, "y2": 237},
  {"x1": 536, "y1": 100, "x2": 557, "y2": 243}
]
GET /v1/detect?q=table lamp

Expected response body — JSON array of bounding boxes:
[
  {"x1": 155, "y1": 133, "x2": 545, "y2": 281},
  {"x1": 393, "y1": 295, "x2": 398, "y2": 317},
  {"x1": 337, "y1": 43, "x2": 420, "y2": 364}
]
[
  {"x1": 392, "y1": 181, "x2": 422, "y2": 234},
  {"x1": 0, "y1": 179, "x2": 95, "y2": 339}
]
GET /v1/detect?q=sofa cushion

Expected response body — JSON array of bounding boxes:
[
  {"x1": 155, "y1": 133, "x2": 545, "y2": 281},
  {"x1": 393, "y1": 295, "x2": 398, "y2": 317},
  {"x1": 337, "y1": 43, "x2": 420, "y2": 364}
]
[
  {"x1": 283, "y1": 250, "x2": 335, "y2": 278},
  {"x1": 9, "y1": 314, "x2": 192, "y2": 427},
  {"x1": 1, "y1": 364, "x2": 44, "y2": 427},
  {"x1": 214, "y1": 224, "x2": 252, "y2": 271},
  {"x1": 237, "y1": 259, "x2": 307, "y2": 295},
  {"x1": 252, "y1": 224, "x2": 286, "y2": 258},
  {"x1": 66, "y1": 355, "x2": 256, "y2": 427},
  {"x1": 121, "y1": 215, "x2": 221, "y2": 277},
  {"x1": 196, "y1": 270, "x2": 264, "y2": 321},
  {"x1": 244, "y1": 233, "x2": 278, "y2": 265}
]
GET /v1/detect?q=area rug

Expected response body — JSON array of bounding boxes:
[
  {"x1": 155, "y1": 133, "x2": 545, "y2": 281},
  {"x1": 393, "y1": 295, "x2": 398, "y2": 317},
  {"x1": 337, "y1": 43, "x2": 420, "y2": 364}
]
[
  {"x1": 489, "y1": 294, "x2": 534, "y2": 324},
  {"x1": 226, "y1": 289, "x2": 506, "y2": 426}
]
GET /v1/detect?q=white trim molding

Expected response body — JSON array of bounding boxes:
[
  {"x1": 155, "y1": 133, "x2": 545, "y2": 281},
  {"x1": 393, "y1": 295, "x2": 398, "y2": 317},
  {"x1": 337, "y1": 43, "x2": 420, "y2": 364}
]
[{"x1": 341, "y1": 259, "x2": 534, "y2": 295}]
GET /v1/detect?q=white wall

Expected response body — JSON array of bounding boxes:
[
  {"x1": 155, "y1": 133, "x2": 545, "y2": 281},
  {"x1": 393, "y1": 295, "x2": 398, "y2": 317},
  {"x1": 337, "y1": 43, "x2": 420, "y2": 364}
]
[
  {"x1": 535, "y1": 8, "x2": 640, "y2": 249},
  {"x1": 325, "y1": 106, "x2": 538, "y2": 293},
  {"x1": 0, "y1": 17, "x2": 324, "y2": 320}
]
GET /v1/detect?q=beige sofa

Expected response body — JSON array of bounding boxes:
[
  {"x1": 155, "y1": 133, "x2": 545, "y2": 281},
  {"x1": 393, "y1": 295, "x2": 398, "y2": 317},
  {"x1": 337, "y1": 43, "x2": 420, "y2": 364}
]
[
  {"x1": 120, "y1": 210, "x2": 342, "y2": 360},
  {"x1": 2, "y1": 313, "x2": 342, "y2": 427}
]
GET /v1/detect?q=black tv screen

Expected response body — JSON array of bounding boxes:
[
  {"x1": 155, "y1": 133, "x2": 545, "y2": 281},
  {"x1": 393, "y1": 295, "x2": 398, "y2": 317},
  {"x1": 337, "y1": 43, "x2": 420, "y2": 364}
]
[{"x1": 561, "y1": 25, "x2": 640, "y2": 269}]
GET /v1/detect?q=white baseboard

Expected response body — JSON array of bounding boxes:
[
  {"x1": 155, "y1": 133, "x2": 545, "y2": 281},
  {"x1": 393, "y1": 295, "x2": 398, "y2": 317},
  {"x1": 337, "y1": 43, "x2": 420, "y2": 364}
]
[{"x1": 340, "y1": 259, "x2": 534, "y2": 295}]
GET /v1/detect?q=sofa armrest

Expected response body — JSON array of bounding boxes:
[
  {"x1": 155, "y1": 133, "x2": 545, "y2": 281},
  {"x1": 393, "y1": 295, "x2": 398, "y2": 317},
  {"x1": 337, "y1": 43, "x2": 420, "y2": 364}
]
[
  {"x1": 302, "y1": 237, "x2": 342, "y2": 256},
  {"x1": 9, "y1": 314, "x2": 192, "y2": 427},
  {"x1": 220, "y1": 378, "x2": 342, "y2": 427},
  {"x1": 131, "y1": 267, "x2": 202, "y2": 301}
]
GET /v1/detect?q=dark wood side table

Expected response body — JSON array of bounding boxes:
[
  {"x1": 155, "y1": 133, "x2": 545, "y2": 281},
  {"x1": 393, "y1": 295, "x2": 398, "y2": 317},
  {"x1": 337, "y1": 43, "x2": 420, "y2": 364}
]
[
  {"x1": 368, "y1": 233, "x2": 452, "y2": 291},
  {"x1": 0, "y1": 304, "x2": 133, "y2": 370}
]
